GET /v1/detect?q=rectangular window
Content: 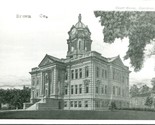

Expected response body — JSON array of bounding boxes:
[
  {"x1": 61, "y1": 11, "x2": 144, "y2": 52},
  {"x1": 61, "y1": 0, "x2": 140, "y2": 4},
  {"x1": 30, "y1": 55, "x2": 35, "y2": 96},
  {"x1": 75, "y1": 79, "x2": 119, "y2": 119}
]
[
  {"x1": 96, "y1": 86, "x2": 99, "y2": 94},
  {"x1": 84, "y1": 101, "x2": 88, "y2": 107},
  {"x1": 102, "y1": 69, "x2": 104, "y2": 78},
  {"x1": 122, "y1": 89, "x2": 125, "y2": 97},
  {"x1": 101, "y1": 86, "x2": 104, "y2": 94},
  {"x1": 105, "y1": 70, "x2": 107, "y2": 79},
  {"x1": 75, "y1": 85, "x2": 78, "y2": 94},
  {"x1": 74, "y1": 101, "x2": 77, "y2": 107},
  {"x1": 75, "y1": 69, "x2": 78, "y2": 79},
  {"x1": 70, "y1": 101, "x2": 73, "y2": 107},
  {"x1": 85, "y1": 66, "x2": 89, "y2": 77},
  {"x1": 64, "y1": 101, "x2": 67, "y2": 107},
  {"x1": 79, "y1": 84, "x2": 82, "y2": 94},
  {"x1": 85, "y1": 84, "x2": 89, "y2": 93},
  {"x1": 36, "y1": 89, "x2": 39, "y2": 97},
  {"x1": 32, "y1": 78, "x2": 35, "y2": 86},
  {"x1": 113, "y1": 86, "x2": 115, "y2": 95},
  {"x1": 37, "y1": 78, "x2": 39, "y2": 85},
  {"x1": 71, "y1": 85, "x2": 74, "y2": 94},
  {"x1": 118, "y1": 87, "x2": 121, "y2": 95},
  {"x1": 102, "y1": 101, "x2": 104, "y2": 107},
  {"x1": 78, "y1": 101, "x2": 82, "y2": 107},
  {"x1": 65, "y1": 86, "x2": 68, "y2": 95},
  {"x1": 79, "y1": 68, "x2": 82, "y2": 78},
  {"x1": 122, "y1": 76, "x2": 125, "y2": 83},
  {"x1": 95, "y1": 101, "x2": 99, "y2": 107},
  {"x1": 113, "y1": 69, "x2": 115, "y2": 80},
  {"x1": 105, "y1": 85, "x2": 107, "y2": 94},
  {"x1": 96, "y1": 67, "x2": 100, "y2": 78},
  {"x1": 65, "y1": 71, "x2": 68, "y2": 80},
  {"x1": 71, "y1": 70, "x2": 74, "y2": 79}
]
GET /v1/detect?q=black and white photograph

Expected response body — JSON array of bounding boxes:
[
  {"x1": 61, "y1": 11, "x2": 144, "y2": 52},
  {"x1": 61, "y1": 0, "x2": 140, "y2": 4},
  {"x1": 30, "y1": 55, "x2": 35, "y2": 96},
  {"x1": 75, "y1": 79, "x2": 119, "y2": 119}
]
[{"x1": 1, "y1": 0, "x2": 155, "y2": 123}]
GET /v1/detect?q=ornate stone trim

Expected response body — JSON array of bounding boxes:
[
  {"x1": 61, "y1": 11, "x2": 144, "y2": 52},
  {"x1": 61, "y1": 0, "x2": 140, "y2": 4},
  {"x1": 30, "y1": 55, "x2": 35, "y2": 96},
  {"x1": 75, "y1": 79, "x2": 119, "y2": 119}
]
[
  {"x1": 96, "y1": 80, "x2": 101, "y2": 85},
  {"x1": 64, "y1": 82, "x2": 69, "y2": 86},
  {"x1": 83, "y1": 79, "x2": 90, "y2": 85}
]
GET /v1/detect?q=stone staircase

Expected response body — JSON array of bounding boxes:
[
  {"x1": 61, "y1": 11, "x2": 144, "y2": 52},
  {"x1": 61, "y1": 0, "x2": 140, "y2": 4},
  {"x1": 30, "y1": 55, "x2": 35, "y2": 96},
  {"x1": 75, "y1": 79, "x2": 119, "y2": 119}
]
[
  {"x1": 25, "y1": 98, "x2": 63, "y2": 110},
  {"x1": 26, "y1": 98, "x2": 45, "y2": 110}
]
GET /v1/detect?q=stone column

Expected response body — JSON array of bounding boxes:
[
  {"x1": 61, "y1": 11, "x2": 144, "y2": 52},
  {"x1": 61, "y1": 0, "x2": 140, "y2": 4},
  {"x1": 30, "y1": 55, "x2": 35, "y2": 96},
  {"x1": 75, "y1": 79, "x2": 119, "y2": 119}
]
[
  {"x1": 42, "y1": 72, "x2": 45, "y2": 97},
  {"x1": 40, "y1": 72, "x2": 43, "y2": 96},
  {"x1": 50, "y1": 68, "x2": 54, "y2": 95}
]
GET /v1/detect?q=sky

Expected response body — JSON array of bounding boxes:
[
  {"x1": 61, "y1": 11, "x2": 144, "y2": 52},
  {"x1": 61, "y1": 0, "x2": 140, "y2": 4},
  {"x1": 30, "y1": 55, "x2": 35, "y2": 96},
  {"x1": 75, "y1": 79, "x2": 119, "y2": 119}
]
[{"x1": 0, "y1": 0, "x2": 155, "y2": 89}]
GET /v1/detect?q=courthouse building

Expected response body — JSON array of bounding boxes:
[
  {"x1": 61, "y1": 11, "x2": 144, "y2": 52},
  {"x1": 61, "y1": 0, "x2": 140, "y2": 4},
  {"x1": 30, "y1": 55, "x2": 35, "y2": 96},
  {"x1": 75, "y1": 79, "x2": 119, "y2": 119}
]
[{"x1": 24, "y1": 14, "x2": 130, "y2": 110}]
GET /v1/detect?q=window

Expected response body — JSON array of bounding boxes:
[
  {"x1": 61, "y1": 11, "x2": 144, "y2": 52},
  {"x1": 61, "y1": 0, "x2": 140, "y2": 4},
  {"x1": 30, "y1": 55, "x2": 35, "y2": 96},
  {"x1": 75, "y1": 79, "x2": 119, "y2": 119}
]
[
  {"x1": 102, "y1": 101, "x2": 104, "y2": 107},
  {"x1": 32, "y1": 78, "x2": 35, "y2": 86},
  {"x1": 71, "y1": 70, "x2": 74, "y2": 79},
  {"x1": 85, "y1": 66, "x2": 89, "y2": 77},
  {"x1": 101, "y1": 86, "x2": 104, "y2": 94},
  {"x1": 78, "y1": 101, "x2": 82, "y2": 107},
  {"x1": 70, "y1": 101, "x2": 73, "y2": 107},
  {"x1": 105, "y1": 70, "x2": 107, "y2": 79},
  {"x1": 84, "y1": 101, "x2": 88, "y2": 107},
  {"x1": 95, "y1": 101, "x2": 99, "y2": 107},
  {"x1": 65, "y1": 86, "x2": 68, "y2": 95},
  {"x1": 105, "y1": 85, "x2": 107, "y2": 94},
  {"x1": 71, "y1": 85, "x2": 74, "y2": 94},
  {"x1": 74, "y1": 101, "x2": 77, "y2": 107},
  {"x1": 36, "y1": 89, "x2": 39, "y2": 97},
  {"x1": 96, "y1": 86, "x2": 99, "y2": 94},
  {"x1": 65, "y1": 71, "x2": 68, "y2": 80},
  {"x1": 45, "y1": 73, "x2": 49, "y2": 83},
  {"x1": 75, "y1": 69, "x2": 78, "y2": 79},
  {"x1": 113, "y1": 68, "x2": 115, "y2": 80},
  {"x1": 71, "y1": 46, "x2": 74, "y2": 52},
  {"x1": 79, "y1": 68, "x2": 82, "y2": 78},
  {"x1": 79, "y1": 84, "x2": 82, "y2": 94},
  {"x1": 37, "y1": 78, "x2": 39, "y2": 85},
  {"x1": 96, "y1": 67, "x2": 100, "y2": 78},
  {"x1": 85, "y1": 84, "x2": 89, "y2": 93},
  {"x1": 122, "y1": 89, "x2": 125, "y2": 97},
  {"x1": 113, "y1": 86, "x2": 115, "y2": 95},
  {"x1": 64, "y1": 101, "x2": 67, "y2": 107},
  {"x1": 102, "y1": 69, "x2": 104, "y2": 78},
  {"x1": 75, "y1": 85, "x2": 78, "y2": 94},
  {"x1": 118, "y1": 87, "x2": 121, "y2": 95}
]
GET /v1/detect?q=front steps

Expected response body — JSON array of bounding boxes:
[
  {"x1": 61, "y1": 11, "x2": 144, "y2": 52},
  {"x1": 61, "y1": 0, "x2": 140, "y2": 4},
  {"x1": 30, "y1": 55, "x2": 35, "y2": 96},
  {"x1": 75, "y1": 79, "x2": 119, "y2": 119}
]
[{"x1": 24, "y1": 98, "x2": 63, "y2": 110}]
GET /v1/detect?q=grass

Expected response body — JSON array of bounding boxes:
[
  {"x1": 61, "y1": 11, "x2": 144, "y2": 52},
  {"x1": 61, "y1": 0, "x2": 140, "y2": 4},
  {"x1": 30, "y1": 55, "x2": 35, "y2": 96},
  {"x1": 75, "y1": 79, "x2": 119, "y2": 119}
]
[{"x1": 1, "y1": 109, "x2": 155, "y2": 119}]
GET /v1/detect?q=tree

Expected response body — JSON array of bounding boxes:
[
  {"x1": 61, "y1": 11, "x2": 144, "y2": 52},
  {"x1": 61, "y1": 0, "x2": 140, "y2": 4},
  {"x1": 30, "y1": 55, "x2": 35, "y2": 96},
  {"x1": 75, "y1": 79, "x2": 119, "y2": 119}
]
[
  {"x1": 151, "y1": 77, "x2": 155, "y2": 91},
  {"x1": 139, "y1": 85, "x2": 150, "y2": 94},
  {"x1": 0, "y1": 87, "x2": 30, "y2": 109},
  {"x1": 109, "y1": 101, "x2": 117, "y2": 111},
  {"x1": 130, "y1": 84, "x2": 139, "y2": 97},
  {"x1": 145, "y1": 96, "x2": 153, "y2": 107},
  {"x1": 94, "y1": 11, "x2": 155, "y2": 71}
]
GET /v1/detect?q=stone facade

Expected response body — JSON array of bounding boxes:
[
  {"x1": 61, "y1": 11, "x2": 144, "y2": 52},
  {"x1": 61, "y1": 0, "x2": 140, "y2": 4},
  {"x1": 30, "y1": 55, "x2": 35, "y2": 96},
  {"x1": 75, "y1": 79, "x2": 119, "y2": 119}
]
[{"x1": 24, "y1": 14, "x2": 130, "y2": 110}]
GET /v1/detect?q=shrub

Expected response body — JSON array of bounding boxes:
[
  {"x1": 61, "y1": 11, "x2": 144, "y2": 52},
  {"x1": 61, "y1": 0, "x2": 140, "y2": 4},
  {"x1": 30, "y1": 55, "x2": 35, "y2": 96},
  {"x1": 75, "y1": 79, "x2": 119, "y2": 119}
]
[{"x1": 109, "y1": 101, "x2": 117, "y2": 111}]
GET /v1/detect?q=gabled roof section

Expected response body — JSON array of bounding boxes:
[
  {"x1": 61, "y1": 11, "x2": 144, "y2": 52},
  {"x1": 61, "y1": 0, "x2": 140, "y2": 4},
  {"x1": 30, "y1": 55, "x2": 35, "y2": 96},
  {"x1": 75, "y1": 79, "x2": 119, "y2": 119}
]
[
  {"x1": 107, "y1": 55, "x2": 126, "y2": 68},
  {"x1": 38, "y1": 54, "x2": 63, "y2": 67}
]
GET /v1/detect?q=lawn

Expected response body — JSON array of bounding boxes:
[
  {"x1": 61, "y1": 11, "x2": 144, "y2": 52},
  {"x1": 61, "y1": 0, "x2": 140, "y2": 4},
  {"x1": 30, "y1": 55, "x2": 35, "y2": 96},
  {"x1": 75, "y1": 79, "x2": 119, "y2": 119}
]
[{"x1": 0, "y1": 109, "x2": 155, "y2": 119}]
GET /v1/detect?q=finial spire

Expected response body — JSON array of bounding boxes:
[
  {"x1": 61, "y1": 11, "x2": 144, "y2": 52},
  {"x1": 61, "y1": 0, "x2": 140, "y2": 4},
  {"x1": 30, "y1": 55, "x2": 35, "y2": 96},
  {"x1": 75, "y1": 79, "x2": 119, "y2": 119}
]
[{"x1": 78, "y1": 14, "x2": 81, "y2": 22}]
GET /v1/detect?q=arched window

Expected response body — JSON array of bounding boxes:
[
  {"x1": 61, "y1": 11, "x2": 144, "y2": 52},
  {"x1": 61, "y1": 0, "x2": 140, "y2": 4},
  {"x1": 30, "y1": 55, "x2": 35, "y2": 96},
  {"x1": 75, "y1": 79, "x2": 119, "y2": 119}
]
[
  {"x1": 78, "y1": 39, "x2": 85, "y2": 50},
  {"x1": 71, "y1": 46, "x2": 74, "y2": 52}
]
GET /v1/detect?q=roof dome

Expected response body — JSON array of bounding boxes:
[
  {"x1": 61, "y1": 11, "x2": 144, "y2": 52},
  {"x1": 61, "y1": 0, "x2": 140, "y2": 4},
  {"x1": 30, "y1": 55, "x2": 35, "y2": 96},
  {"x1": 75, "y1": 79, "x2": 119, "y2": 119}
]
[
  {"x1": 75, "y1": 14, "x2": 86, "y2": 28},
  {"x1": 68, "y1": 14, "x2": 91, "y2": 40}
]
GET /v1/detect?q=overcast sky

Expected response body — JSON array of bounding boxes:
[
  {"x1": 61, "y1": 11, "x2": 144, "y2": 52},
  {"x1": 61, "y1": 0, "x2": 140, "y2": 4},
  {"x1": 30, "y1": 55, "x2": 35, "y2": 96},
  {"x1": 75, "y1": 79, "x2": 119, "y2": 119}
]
[{"x1": 0, "y1": 0, "x2": 155, "y2": 89}]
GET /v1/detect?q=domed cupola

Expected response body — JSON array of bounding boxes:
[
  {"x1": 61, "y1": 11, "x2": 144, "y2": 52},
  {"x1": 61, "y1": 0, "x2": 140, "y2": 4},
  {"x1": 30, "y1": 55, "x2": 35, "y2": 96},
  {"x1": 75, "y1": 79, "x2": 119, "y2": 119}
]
[{"x1": 67, "y1": 14, "x2": 92, "y2": 59}]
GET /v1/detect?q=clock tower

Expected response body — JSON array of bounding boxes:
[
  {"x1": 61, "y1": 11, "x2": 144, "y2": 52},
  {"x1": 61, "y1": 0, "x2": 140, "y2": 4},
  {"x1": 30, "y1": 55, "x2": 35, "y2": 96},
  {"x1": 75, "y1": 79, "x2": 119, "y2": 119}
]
[{"x1": 66, "y1": 14, "x2": 92, "y2": 59}]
